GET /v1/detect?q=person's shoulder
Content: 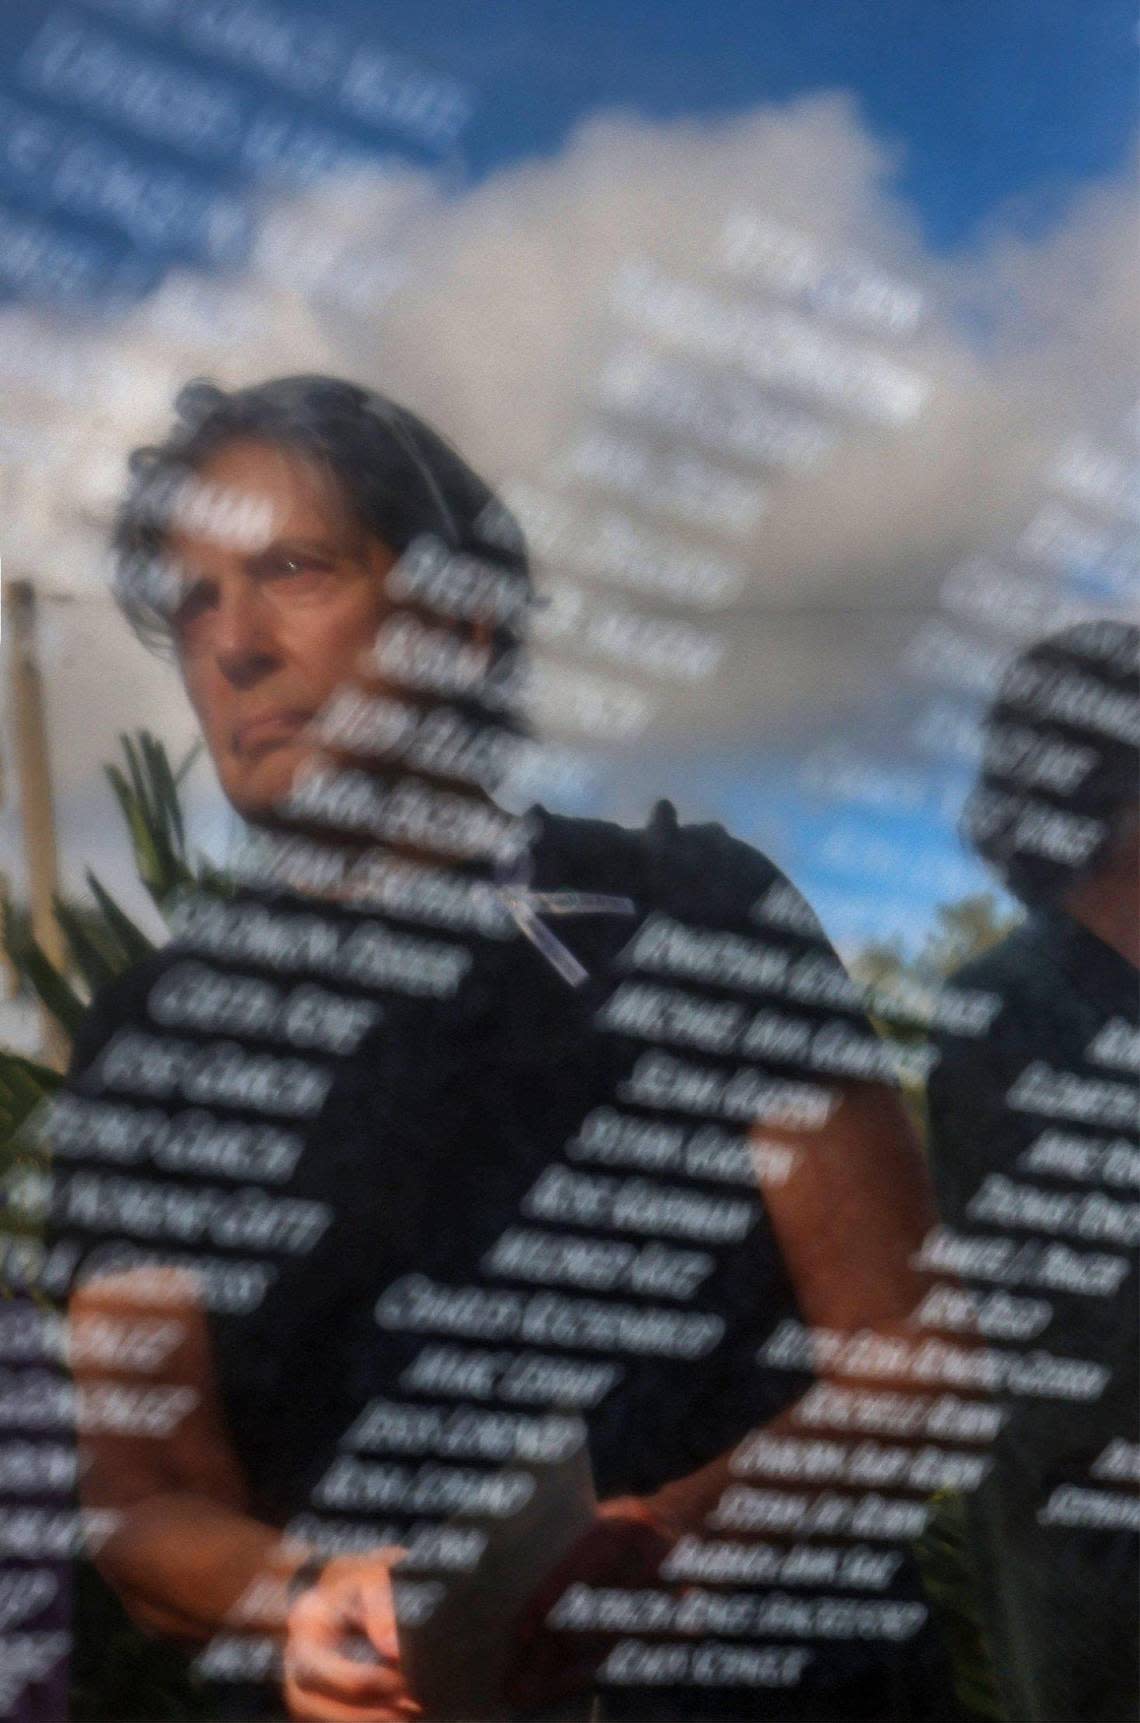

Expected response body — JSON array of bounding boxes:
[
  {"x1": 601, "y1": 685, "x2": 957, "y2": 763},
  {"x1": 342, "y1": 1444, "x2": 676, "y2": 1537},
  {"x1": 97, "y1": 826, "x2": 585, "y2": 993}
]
[
  {"x1": 944, "y1": 914, "x2": 1037, "y2": 999},
  {"x1": 932, "y1": 915, "x2": 1048, "y2": 1056},
  {"x1": 643, "y1": 799, "x2": 787, "y2": 928},
  {"x1": 927, "y1": 917, "x2": 1044, "y2": 1106},
  {"x1": 533, "y1": 799, "x2": 789, "y2": 932}
]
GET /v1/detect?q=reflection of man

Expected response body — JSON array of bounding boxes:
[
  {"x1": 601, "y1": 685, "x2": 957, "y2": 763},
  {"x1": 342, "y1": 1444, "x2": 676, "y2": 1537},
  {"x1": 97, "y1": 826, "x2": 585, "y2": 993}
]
[
  {"x1": 926, "y1": 623, "x2": 1140, "y2": 1723},
  {"x1": 50, "y1": 375, "x2": 954, "y2": 1721}
]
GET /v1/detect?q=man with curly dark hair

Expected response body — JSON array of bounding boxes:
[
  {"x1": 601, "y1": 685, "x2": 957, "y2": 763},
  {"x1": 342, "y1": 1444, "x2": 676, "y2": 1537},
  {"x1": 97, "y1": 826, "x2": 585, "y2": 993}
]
[
  {"x1": 927, "y1": 621, "x2": 1140, "y2": 1723},
  {"x1": 49, "y1": 375, "x2": 956, "y2": 1722}
]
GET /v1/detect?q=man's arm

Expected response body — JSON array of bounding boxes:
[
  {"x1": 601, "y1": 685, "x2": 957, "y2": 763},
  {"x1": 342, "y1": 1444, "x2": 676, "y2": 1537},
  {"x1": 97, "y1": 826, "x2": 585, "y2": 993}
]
[
  {"x1": 646, "y1": 1077, "x2": 947, "y2": 1534},
  {"x1": 69, "y1": 1266, "x2": 418, "y2": 1720},
  {"x1": 503, "y1": 1077, "x2": 965, "y2": 1709},
  {"x1": 70, "y1": 1265, "x2": 295, "y2": 1639}
]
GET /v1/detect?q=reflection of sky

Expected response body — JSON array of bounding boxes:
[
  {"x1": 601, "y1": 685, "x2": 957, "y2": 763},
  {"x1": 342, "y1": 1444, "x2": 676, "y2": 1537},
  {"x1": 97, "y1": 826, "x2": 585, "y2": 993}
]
[
  {"x1": 0, "y1": 0, "x2": 1134, "y2": 308},
  {"x1": 416, "y1": 0, "x2": 1136, "y2": 250},
  {"x1": 662, "y1": 517, "x2": 1137, "y2": 954},
  {"x1": 644, "y1": 529, "x2": 1136, "y2": 955},
  {"x1": 747, "y1": 783, "x2": 996, "y2": 960},
  {"x1": 584, "y1": 739, "x2": 997, "y2": 960},
  {"x1": 0, "y1": 0, "x2": 1131, "y2": 960}
]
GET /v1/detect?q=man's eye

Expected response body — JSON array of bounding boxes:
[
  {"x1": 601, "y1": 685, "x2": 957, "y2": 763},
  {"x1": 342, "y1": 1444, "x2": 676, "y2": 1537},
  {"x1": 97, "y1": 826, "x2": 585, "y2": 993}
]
[
  {"x1": 265, "y1": 554, "x2": 331, "y2": 579},
  {"x1": 173, "y1": 581, "x2": 213, "y2": 626}
]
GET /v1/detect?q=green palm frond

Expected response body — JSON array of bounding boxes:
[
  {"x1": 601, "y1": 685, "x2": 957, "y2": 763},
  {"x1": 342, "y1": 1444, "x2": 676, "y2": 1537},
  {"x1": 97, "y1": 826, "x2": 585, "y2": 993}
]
[
  {"x1": 0, "y1": 1051, "x2": 59, "y2": 1146},
  {"x1": 105, "y1": 732, "x2": 194, "y2": 912},
  {"x1": 18, "y1": 935, "x2": 88, "y2": 1041},
  {"x1": 84, "y1": 871, "x2": 155, "y2": 968},
  {"x1": 52, "y1": 898, "x2": 119, "y2": 997},
  {"x1": 2, "y1": 730, "x2": 227, "y2": 1061},
  {"x1": 0, "y1": 1048, "x2": 59, "y2": 1234}
]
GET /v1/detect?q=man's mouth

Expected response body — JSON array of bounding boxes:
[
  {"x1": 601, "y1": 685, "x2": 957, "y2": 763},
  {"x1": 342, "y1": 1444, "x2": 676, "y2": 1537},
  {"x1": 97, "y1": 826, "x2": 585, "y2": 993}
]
[{"x1": 233, "y1": 711, "x2": 313, "y2": 759}]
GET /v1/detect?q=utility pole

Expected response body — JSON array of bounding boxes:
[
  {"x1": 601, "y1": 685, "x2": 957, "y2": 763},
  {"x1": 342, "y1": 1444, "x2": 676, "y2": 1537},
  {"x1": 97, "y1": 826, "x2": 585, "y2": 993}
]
[
  {"x1": 3, "y1": 577, "x2": 69, "y2": 1068},
  {"x1": 0, "y1": 730, "x2": 12, "y2": 1000},
  {"x1": 0, "y1": 872, "x2": 17, "y2": 1002}
]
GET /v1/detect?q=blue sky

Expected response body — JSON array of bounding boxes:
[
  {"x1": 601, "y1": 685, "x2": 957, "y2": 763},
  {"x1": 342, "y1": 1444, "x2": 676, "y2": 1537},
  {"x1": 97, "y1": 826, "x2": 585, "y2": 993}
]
[
  {"x1": 391, "y1": 0, "x2": 1137, "y2": 248},
  {"x1": 0, "y1": 0, "x2": 1134, "y2": 306}
]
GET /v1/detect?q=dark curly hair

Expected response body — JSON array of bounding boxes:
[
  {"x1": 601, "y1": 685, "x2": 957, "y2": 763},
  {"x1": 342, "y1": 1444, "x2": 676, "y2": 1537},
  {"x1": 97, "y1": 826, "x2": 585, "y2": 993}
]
[
  {"x1": 962, "y1": 620, "x2": 1139, "y2": 908},
  {"x1": 111, "y1": 374, "x2": 531, "y2": 677}
]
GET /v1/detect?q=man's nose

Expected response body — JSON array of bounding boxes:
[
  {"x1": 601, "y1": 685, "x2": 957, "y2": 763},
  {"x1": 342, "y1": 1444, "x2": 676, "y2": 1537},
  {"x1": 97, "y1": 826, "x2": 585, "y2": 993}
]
[{"x1": 214, "y1": 580, "x2": 280, "y2": 687}]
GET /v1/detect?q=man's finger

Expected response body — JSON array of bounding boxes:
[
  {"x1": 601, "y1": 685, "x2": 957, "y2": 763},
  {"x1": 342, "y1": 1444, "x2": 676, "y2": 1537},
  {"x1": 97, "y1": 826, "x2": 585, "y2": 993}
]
[
  {"x1": 357, "y1": 1576, "x2": 404, "y2": 1666},
  {"x1": 286, "y1": 1634, "x2": 408, "y2": 1708},
  {"x1": 285, "y1": 1680, "x2": 421, "y2": 1723}
]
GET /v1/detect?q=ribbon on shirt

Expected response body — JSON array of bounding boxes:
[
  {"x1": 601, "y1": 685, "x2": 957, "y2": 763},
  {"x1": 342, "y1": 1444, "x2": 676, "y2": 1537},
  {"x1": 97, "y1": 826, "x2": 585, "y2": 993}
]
[{"x1": 494, "y1": 852, "x2": 636, "y2": 989}]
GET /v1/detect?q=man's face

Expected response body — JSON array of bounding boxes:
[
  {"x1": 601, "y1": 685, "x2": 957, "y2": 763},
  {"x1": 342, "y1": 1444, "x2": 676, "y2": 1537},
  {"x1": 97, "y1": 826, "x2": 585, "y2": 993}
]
[{"x1": 166, "y1": 438, "x2": 398, "y2": 827}]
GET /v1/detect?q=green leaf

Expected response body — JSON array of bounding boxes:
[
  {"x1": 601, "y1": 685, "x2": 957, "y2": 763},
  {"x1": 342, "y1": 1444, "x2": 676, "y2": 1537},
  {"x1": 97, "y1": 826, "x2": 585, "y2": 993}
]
[
  {"x1": 913, "y1": 1491, "x2": 1007, "y2": 1722},
  {"x1": 106, "y1": 760, "x2": 151, "y2": 855},
  {"x1": 174, "y1": 738, "x2": 202, "y2": 789},
  {"x1": 0, "y1": 1051, "x2": 59, "y2": 1127},
  {"x1": 0, "y1": 1051, "x2": 58, "y2": 1182},
  {"x1": 106, "y1": 762, "x2": 168, "y2": 906},
  {"x1": 20, "y1": 937, "x2": 86, "y2": 1040},
  {"x1": 122, "y1": 732, "x2": 149, "y2": 821},
  {"x1": 84, "y1": 870, "x2": 155, "y2": 968},
  {"x1": 106, "y1": 733, "x2": 202, "y2": 913},
  {"x1": 53, "y1": 897, "x2": 117, "y2": 997},
  {"x1": 2, "y1": 729, "x2": 229, "y2": 1180}
]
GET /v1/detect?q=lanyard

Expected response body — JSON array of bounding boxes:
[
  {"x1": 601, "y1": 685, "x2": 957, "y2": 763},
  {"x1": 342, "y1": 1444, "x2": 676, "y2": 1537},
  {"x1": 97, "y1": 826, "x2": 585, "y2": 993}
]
[{"x1": 494, "y1": 853, "x2": 636, "y2": 989}]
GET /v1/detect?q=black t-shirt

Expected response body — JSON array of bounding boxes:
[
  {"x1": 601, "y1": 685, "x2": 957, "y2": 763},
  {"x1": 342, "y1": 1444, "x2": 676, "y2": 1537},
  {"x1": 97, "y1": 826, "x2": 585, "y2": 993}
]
[
  {"x1": 926, "y1": 906, "x2": 1139, "y2": 1723},
  {"x1": 45, "y1": 801, "x2": 942, "y2": 1719}
]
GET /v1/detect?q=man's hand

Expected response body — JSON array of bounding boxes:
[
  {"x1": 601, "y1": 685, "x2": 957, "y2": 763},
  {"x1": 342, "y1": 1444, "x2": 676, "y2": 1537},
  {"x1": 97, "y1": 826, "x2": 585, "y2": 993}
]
[{"x1": 283, "y1": 1552, "x2": 423, "y2": 1723}]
